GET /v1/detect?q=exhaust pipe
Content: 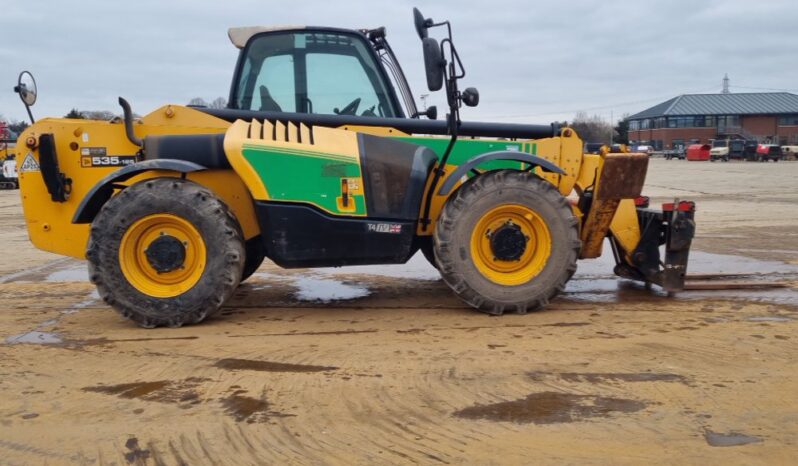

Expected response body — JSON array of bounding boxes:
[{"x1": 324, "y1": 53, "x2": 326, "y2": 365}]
[{"x1": 118, "y1": 97, "x2": 143, "y2": 148}]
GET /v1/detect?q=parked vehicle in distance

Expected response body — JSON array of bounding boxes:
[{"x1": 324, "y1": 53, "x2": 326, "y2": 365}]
[
  {"x1": 781, "y1": 146, "x2": 798, "y2": 161},
  {"x1": 0, "y1": 154, "x2": 18, "y2": 189},
  {"x1": 710, "y1": 138, "x2": 758, "y2": 161},
  {"x1": 756, "y1": 144, "x2": 782, "y2": 162},
  {"x1": 634, "y1": 145, "x2": 654, "y2": 155},
  {"x1": 584, "y1": 142, "x2": 604, "y2": 154},
  {"x1": 687, "y1": 144, "x2": 711, "y2": 161},
  {"x1": 663, "y1": 147, "x2": 686, "y2": 160}
]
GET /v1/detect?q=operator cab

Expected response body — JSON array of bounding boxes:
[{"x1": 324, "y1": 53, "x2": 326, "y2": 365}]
[{"x1": 228, "y1": 27, "x2": 414, "y2": 118}]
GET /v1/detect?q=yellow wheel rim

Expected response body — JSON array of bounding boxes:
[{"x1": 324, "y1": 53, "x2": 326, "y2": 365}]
[
  {"x1": 470, "y1": 204, "x2": 552, "y2": 286},
  {"x1": 119, "y1": 213, "x2": 206, "y2": 298}
]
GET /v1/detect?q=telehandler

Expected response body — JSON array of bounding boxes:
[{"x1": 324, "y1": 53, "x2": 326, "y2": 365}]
[{"x1": 12, "y1": 8, "x2": 695, "y2": 327}]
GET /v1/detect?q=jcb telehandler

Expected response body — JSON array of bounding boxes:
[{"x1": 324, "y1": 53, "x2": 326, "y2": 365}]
[{"x1": 12, "y1": 8, "x2": 695, "y2": 327}]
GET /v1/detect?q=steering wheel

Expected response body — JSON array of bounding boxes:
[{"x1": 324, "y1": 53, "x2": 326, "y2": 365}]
[{"x1": 334, "y1": 98, "x2": 361, "y2": 116}]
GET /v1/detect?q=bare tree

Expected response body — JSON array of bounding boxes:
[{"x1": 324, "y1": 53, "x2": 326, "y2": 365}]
[
  {"x1": 188, "y1": 97, "x2": 208, "y2": 107},
  {"x1": 570, "y1": 111, "x2": 615, "y2": 144},
  {"x1": 81, "y1": 110, "x2": 116, "y2": 121},
  {"x1": 209, "y1": 97, "x2": 227, "y2": 109}
]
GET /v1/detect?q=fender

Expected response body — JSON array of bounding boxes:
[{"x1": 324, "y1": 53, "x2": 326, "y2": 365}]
[
  {"x1": 437, "y1": 151, "x2": 565, "y2": 196},
  {"x1": 72, "y1": 159, "x2": 206, "y2": 224}
]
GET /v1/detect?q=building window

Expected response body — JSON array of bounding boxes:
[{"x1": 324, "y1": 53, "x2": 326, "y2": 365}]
[
  {"x1": 641, "y1": 119, "x2": 651, "y2": 129},
  {"x1": 778, "y1": 115, "x2": 798, "y2": 126},
  {"x1": 667, "y1": 116, "x2": 705, "y2": 128},
  {"x1": 705, "y1": 116, "x2": 715, "y2": 127},
  {"x1": 717, "y1": 115, "x2": 740, "y2": 128},
  {"x1": 629, "y1": 120, "x2": 640, "y2": 131}
]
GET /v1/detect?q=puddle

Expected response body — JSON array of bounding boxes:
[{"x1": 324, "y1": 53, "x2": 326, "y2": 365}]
[
  {"x1": 453, "y1": 391, "x2": 646, "y2": 424},
  {"x1": 214, "y1": 358, "x2": 337, "y2": 373},
  {"x1": 220, "y1": 392, "x2": 293, "y2": 423},
  {"x1": 5, "y1": 331, "x2": 63, "y2": 345},
  {"x1": 746, "y1": 316, "x2": 792, "y2": 322},
  {"x1": 4, "y1": 290, "x2": 101, "y2": 346},
  {"x1": 528, "y1": 371, "x2": 689, "y2": 385},
  {"x1": 45, "y1": 266, "x2": 90, "y2": 282},
  {"x1": 292, "y1": 276, "x2": 370, "y2": 302},
  {"x1": 566, "y1": 240, "x2": 798, "y2": 305},
  {"x1": 82, "y1": 377, "x2": 208, "y2": 407},
  {"x1": 704, "y1": 430, "x2": 763, "y2": 447}
]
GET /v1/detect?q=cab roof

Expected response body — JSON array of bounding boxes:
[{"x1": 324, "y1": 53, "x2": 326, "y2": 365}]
[{"x1": 228, "y1": 26, "x2": 307, "y2": 48}]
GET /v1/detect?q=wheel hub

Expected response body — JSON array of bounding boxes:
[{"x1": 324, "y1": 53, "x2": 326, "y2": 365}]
[
  {"x1": 489, "y1": 222, "x2": 528, "y2": 261},
  {"x1": 144, "y1": 234, "x2": 186, "y2": 273}
]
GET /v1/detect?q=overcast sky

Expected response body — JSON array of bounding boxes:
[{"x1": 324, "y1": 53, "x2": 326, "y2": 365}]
[{"x1": 2, "y1": 0, "x2": 797, "y2": 126}]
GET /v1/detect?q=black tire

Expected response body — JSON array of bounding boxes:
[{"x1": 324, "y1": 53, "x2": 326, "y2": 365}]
[
  {"x1": 241, "y1": 237, "x2": 267, "y2": 282},
  {"x1": 87, "y1": 178, "x2": 245, "y2": 328},
  {"x1": 433, "y1": 170, "x2": 580, "y2": 315}
]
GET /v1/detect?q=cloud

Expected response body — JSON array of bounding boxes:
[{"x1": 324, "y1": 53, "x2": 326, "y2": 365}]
[{"x1": 1, "y1": 0, "x2": 796, "y2": 125}]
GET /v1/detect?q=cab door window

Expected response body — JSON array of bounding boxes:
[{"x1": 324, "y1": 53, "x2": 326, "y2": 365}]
[{"x1": 234, "y1": 31, "x2": 399, "y2": 117}]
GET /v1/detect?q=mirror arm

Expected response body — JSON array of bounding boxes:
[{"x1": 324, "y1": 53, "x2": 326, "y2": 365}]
[{"x1": 20, "y1": 95, "x2": 35, "y2": 124}]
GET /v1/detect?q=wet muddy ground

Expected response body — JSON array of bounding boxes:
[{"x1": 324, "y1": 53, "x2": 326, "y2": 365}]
[{"x1": 1, "y1": 159, "x2": 797, "y2": 465}]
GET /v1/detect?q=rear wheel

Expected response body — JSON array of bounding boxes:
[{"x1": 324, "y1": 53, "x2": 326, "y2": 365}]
[
  {"x1": 87, "y1": 178, "x2": 245, "y2": 328},
  {"x1": 433, "y1": 170, "x2": 580, "y2": 315}
]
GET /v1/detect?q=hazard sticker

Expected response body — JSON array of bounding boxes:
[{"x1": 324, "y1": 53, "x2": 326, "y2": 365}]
[{"x1": 19, "y1": 153, "x2": 40, "y2": 172}]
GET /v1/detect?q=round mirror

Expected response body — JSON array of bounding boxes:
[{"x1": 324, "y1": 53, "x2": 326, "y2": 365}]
[
  {"x1": 413, "y1": 7, "x2": 428, "y2": 39},
  {"x1": 16, "y1": 71, "x2": 37, "y2": 107}
]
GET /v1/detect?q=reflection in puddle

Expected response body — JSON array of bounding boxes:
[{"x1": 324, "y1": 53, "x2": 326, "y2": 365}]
[
  {"x1": 746, "y1": 316, "x2": 792, "y2": 322},
  {"x1": 4, "y1": 242, "x2": 797, "y2": 307},
  {"x1": 5, "y1": 330, "x2": 63, "y2": 345},
  {"x1": 566, "y1": 243, "x2": 798, "y2": 305},
  {"x1": 291, "y1": 276, "x2": 369, "y2": 303},
  {"x1": 45, "y1": 266, "x2": 90, "y2": 282},
  {"x1": 3, "y1": 290, "x2": 100, "y2": 346}
]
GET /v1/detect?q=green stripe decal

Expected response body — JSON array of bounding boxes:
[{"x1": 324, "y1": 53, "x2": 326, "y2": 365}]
[
  {"x1": 242, "y1": 145, "x2": 366, "y2": 215},
  {"x1": 392, "y1": 137, "x2": 526, "y2": 171}
]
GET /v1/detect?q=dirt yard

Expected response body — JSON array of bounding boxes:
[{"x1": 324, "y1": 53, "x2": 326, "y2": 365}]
[{"x1": 1, "y1": 158, "x2": 797, "y2": 465}]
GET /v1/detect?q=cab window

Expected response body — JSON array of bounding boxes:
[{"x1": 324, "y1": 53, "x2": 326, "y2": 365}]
[{"x1": 234, "y1": 31, "x2": 399, "y2": 118}]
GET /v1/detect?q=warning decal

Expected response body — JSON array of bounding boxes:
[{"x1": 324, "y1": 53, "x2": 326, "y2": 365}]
[{"x1": 19, "y1": 153, "x2": 40, "y2": 172}]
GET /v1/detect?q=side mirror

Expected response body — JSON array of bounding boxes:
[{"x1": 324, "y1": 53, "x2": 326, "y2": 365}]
[
  {"x1": 462, "y1": 87, "x2": 479, "y2": 107},
  {"x1": 14, "y1": 71, "x2": 37, "y2": 107},
  {"x1": 413, "y1": 7, "x2": 431, "y2": 39},
  {"x1": 422, "y1": 37, "x2": 444, "y2": 91}
]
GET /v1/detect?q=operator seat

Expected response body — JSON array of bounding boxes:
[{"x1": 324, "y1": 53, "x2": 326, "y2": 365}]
[{"x1": 259, "y1": 85, "x2": 282, "y2": 112}]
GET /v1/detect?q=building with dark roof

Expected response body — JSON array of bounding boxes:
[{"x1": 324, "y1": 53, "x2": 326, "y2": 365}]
[{"x1": 627, "y1": 92, "x2": 798, "y2": 150}]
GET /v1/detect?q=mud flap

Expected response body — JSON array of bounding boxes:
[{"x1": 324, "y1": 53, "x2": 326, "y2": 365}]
[{"x1": 616, "y1": 200, "x2": 696, "y2": 291}]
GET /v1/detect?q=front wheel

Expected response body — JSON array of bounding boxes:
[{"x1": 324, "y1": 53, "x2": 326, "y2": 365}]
[
  {"x1": 87, "y1": 178, "x2": 245, "y2": 328},
  {"x1": 433, "y1": 170, "x2": 580, "y2": 315}
]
